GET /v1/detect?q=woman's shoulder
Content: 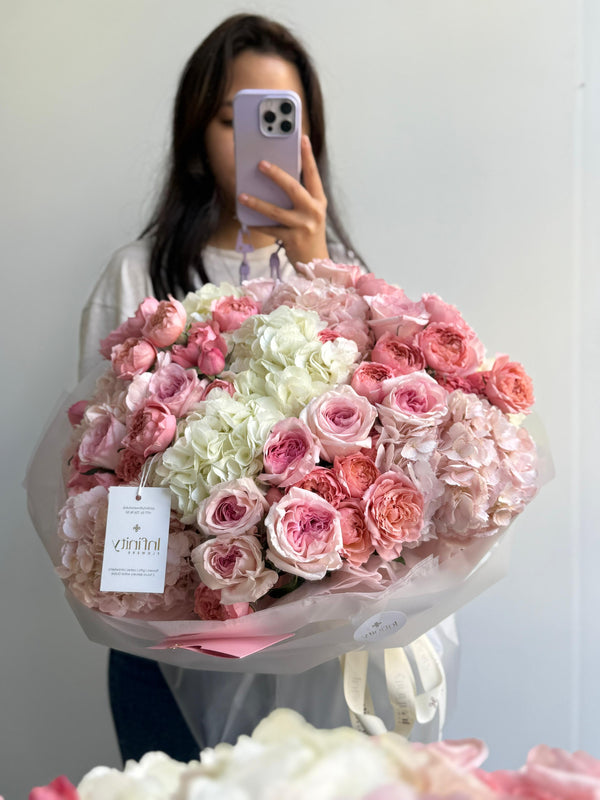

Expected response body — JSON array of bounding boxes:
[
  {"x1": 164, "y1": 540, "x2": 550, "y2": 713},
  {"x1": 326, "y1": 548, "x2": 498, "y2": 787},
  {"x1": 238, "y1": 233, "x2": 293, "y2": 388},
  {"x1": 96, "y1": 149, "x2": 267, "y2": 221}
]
[{"x1": 87, "y1": 238, "x2": 154, "y2": 313}]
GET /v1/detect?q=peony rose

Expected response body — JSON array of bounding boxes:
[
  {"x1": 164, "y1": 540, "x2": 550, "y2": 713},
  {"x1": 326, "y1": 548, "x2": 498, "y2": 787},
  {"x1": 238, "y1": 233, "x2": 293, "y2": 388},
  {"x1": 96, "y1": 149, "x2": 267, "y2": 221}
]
[
  {"x1": 363, "y1": 470, "x2": 424, "y2": 559},
  {"x1": 378, "y1": 372, "x2": 448, "y2": 428},
  {"x1": 197, "y1": 478, "x2": 268, "y2": 537},
  {"x1": 370, "y1": 333, "x2": 425, "y2": 375},
  {"x1": 191, "y1": 531, "x2": 278, "y2": 603},
  {"x1": 77, "y1": 406, "x2": 126, "y2": 470},
  {"x1": 334, "y1": 453, "x2": 380, "y2": 498},
  {"x1": 417, "y1": 320, "x2": 484, "y2": 377},
  {"x1": 338, "y1": 499, "x2": 375, "y2": 566},
  {"x1": 265, "y1": 487, "x2": 343, "y2": 579},
  {"x1": 351, "y1": 361, "x2": 394, "y2": 404},
  {"x1": 211, "y1": 294, "x2": 261, "y2": 332},
  {"x1": 171, "y1": 320, "x2": 227, "y2": 375},
  {"x1": 193, "y1": 584, "x2": 252, "y2": 620},
  {"x1": 122, "y1": 401, "x2": 177, "y2": 458},
  {"x1": 260, "y1": 418, "x2": 320, "y2": 487},
  {"x1": 110, "y1": 337, "x2": 157, "y2": 379},
  {"x1": 99, "y1": 297, "x2": 159, "y2": 359},
  {"x1": 293, "y1": 466, "x2": 347, "y2": 507},
  {"x1": 141, "y1": 296, "x2": 187, "y2": 348},
  {"x1": 296, "y1": 258, "x2": 362, "y2": 288},
  {"x1": 483, "y1": 354, "x2": 535, "y2": 414},
  {"x1": 301, "y1": 385, "x2": 377, "y2": 462}
]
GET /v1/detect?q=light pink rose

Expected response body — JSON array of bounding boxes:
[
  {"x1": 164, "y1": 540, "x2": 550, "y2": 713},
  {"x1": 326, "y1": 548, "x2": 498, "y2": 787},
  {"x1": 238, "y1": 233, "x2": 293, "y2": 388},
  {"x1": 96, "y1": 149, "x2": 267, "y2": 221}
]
[
  {"x1": 422, "y1": 292, "x2": 466, "y2": 326},
  {"x1": 202, "y1": 378, "x2": 235, "y2": 399},
  {"x1": 211, "y1": 295, "x2": 261, "y2": 332},
  {"x1": 484, "y1": 354, "x2": 535, "y2": 414},
  {"x1": 110, "y1": 337, "x2": 157, "y2": 379},
  {"x1": 126, "y1": 352, "x2": 205, "y2": 417},
  {"x1": 417, "y1": 320, "x2": 484, "y2": 377},
  {"x1": 265, "y1": 487, "x2": 343, "y2": 580},
  {"x1": 366, "y1": 290, "x2": 430, "y2": 340},
  {"x1": 141, "y1": 296, "x2": 187, "y2": 347},
  {"x1": 191, "y1": 532, "x2": 278, "y2": 603},
  {"x1": 301, "y1": 385, "x2": 377, "y2": 462},
  {"x1": 296, "y1": 258, "x2": 363, "y2": 288},
  {"x1": 67, "y1": 400, "x2": 87, "y2": 427},
  {"x1": 99, "y1": 297, "x2": 159, "y2": 359},
  {"x1": 338, "y1": 499, "x2": 375, "y2": 566},
  {"x1": 29, "y1": 775, "x2": 80, "y2": 800},
  {"x1": 197, "y1": 478, "x2": 268, "y2": 537},
  {"x1": 193, "y1": 584, "x2": 252, "y2": 620},
  {"x1": 293, "y1": 466, "x2": 347, "y2": 508},
  {"x1": 77, "y1": 407, "x2": 126, "y2": 470},
  {"x1": 122, "y1": 401, "x2": 177, "y2": 458},
  {"x1": 260, "y1": 418, "x2": 320, "y2": 487},
  {"x1": 378, "y1": 372, "x2": 449, "y2": 428},
  {"x1": 334, "y1": 453, "x2": 380, "y2": 498},
  {"x1": 364, "y1": 471, "x2": 425, "y2": 559},
  {"x1": 371, "y1": 333, "x2": 425, "y2": 375},
  {"x1": 351, "y1": 361, "x2": 395, "y2": 404},
  {"x1": 171, "y1": 321, "x2": 227, "y2": 375}
]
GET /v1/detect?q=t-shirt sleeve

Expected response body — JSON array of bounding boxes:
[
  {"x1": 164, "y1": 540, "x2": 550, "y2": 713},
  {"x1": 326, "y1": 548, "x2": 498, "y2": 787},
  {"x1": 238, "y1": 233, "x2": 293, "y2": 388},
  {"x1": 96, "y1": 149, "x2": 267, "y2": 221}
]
[{"x1": 78, "y1": 241, "x2": 154, "y2": 379}]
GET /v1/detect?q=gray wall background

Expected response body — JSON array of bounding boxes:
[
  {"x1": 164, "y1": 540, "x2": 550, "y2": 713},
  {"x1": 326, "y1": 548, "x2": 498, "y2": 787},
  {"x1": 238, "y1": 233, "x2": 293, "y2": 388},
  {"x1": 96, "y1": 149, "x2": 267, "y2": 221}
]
[{"x1": 2, "y1": 1, "x2": 599, "y2": 796}]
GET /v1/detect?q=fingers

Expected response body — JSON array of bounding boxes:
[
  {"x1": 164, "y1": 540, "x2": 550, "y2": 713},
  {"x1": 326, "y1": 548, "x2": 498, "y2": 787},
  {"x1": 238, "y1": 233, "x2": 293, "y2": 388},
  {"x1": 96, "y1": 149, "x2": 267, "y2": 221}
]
[{"x1": 238, "y1": 191, "x2": 297, "y2": 228}]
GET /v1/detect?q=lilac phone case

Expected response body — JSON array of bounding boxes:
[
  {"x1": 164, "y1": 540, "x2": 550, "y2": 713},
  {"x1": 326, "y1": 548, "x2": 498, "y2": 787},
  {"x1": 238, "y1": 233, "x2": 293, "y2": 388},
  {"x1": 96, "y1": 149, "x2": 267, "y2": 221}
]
[{"x1": 233, "y1": 89, "x2": 302, "y2": 227}]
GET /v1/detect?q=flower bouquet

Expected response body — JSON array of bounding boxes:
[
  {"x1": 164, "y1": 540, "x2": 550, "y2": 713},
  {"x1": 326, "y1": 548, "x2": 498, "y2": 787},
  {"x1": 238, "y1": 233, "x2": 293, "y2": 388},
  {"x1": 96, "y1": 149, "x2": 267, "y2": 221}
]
[{"x1": 27, "y1": 260, "x2": 544, "y2": 677}]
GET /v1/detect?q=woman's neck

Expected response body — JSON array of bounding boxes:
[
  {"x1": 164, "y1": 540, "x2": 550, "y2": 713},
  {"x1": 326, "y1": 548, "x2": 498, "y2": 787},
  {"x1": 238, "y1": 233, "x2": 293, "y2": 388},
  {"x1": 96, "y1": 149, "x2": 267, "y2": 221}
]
[{"x1": 207, "y1": 213, "x2": 278, "y2": 251}]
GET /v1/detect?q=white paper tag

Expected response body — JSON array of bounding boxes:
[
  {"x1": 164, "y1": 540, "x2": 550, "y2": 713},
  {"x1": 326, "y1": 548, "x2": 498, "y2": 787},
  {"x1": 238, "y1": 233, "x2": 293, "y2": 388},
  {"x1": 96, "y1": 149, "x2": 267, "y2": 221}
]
[
  {"x1": 353, "y1": 611, "x2": 407, "y2": 643},
  {"x1": 100, "y1": 486, "x2": 171, "y2": 593}
]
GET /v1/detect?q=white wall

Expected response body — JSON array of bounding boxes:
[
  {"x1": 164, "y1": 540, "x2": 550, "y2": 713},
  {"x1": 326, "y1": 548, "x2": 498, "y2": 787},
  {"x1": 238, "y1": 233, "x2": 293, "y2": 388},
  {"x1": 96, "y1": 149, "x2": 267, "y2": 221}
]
[{"x1": 2, "y1": 1, "x2": 597, "y2": 796}]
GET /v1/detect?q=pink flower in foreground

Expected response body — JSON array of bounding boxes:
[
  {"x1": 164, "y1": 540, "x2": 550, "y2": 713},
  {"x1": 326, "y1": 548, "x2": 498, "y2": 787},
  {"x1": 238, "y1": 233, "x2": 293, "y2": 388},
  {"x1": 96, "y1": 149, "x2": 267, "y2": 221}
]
[
  {"x1": 355, "y1": 273, "x2": 399, "y2": 297},
  {"x1": 371, "y1": 333, "x2": 426, "y2": 376},
  {"x1": 29, "y1": 775, "x2": 80, "y2": 800},
  {"x1": 417, "y1": 320, "x2": 484, "y2": 377},
  {"x1": 67, "y1": 453, "x2": 119, "y2": 496},
  {"x1": 67, "y1": 400, "x2": 87, "y2": 427},
  {"x1": 193, "y1": 584, "x2": 252, "y2": 621},
  {"x1": 202, "y1": 378, "x2": 235, "y2": 399},
  {"x1": 265, "y1": 487, "x2": 343, "y2": 580},
  {"x1": 484, "y1": 354, "x2": 535, "y2": 414},
  {"x1": 77, "y1": 407, "x2": 126, "y2": 470},
  {"x1": 191, "y1": 532, "x2": 278, "y2": 603},
  {"x1": 110, "y1": 337, "x2": 157, "y2": 379},
  {"x1": 364, "y1": 471, "x2": 424, "y2": 559},
  {"x1": 296, "y1": 258, "x2": 363, "y2": 288},
  {"x1": 351, "y1": 361, "x2": 395, "y2": 404},
  {"x1": 378, "y1": 372, "x2": 449, "y2": 428},
  {"x1": 122, "y1": 401, "x2": 177, "y2": 458},
  {"x1": 334, "y1": 452, "x2": 380, "y2": 499},
  {"x1": 367, "y1": 290, "x2": 430, "y2": 341},
  {"x1": 293, "y1": 466, "x2": 347, "y2": 508},
  {"x1": 301, "y1": 385, "x2": 377, "y2": 462},
  {"x1": 338, "y1": 499, "x2": 375, "y2": 566},
  {"x1": 141, "y1": 296, "x2": 187, "y2": 347},
  {"x1": 261, "y1": 418, "x2": 320, "y2": 487},
  {"x1": 171, "y1": 321, "x2": 227, "y2": 375},
  {"x1": 126, "y1": 352, "x2": 206, "y2": 417},
  {"x1": 99, "y1": 297, "x2": 159, "y2": 359},
  {"x1": 211, "y1": 294, "x2": 261, "y2": 332},
  {"x1": 197, "y1": 478, "x2": 268, "y2": 537}
]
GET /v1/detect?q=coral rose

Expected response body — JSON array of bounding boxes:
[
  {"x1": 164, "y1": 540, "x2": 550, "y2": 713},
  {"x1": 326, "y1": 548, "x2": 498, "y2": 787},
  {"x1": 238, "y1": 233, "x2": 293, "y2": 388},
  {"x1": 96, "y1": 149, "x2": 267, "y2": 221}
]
[
  {"x1": 293, "y1": 466, "x2": 346, "y2": 507},
  {"x1": 211, "y1": 294, "x2": 261, "y2": 332},
  {"x1": 334, "y1": 453, "x2": 380, "y2": 499},
  {"x1": 110, "y1": 337, "x2": 157, "y2": 379},
  {"x1": 417, "y1": 321, "x2": 484, "y2": 377},
  {"x1": 351, "y1": 361, "x2": 394, "y2": 404},
  {"x1": 338, "y1": 499, "x2": 375, "y2": 566},
  {"x1": 122, "y1": 401, "x2": 177, "y2": 458},
  {"x1": 141, "y1": 296, "x2": 187, "y2": 348},
  {"x1": 364, "y1": 470, "x2": 424, "y2": 559},
  {"x1": 371, "y1": 333, "x2": 426, "y2": 375},
  {"x1": 484, "y1": 354, "x2": 535, "y2": 414}
]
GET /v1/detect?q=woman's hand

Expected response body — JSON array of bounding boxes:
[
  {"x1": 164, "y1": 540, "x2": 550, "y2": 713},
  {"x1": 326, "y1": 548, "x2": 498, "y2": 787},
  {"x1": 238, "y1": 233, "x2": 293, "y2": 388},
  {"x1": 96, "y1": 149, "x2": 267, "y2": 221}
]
[{"x1": 237, "y1": 135, "x2": 329, "y2": 266}]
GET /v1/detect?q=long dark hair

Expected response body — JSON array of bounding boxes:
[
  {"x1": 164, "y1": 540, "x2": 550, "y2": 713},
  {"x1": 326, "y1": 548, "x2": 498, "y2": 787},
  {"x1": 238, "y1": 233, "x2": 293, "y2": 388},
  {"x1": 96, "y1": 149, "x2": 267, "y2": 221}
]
[{"x1": 142, "y1": 13, "x2": 358, "y2": 299}]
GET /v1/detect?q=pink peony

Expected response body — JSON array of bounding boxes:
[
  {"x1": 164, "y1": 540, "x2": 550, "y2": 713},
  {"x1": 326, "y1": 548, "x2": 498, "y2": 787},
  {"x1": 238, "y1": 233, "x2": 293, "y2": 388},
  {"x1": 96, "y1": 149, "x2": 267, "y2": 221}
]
[
  {"x1": 417, "y1": 320, "x2": 484, "y2": 377},
  {"x1": 296, "y1": 258, "x2": 363, "y2": 288},
  {"x1": 338, "y1": 499, "x2": 375, "y2": 566},
  {"x1": 171, "y1": 321, "x2": 227, "y2": 375},
  {"x1": 141, "y1": 296, "x2": 187, "y2": 348},
  {"x1": 99, "y1": 297, "x2": 159, "y2": 359},
  {"x1": 334, "y1": 452, "x2": 380, "y2": 499},
  {"x1": 211, "y1": 294, "x2": 261, "y2": 332},
  {"x1": 29, "y1": 775, "x2": 80, "y2": 800},
  {"x1": 110, "y1": 337, "x2": 157, "y2": 379},
  {"x1": 364, "y1": 471, "x2": 424, "y2": 559},
  {"x1": 126, "y1": 352, "x2": 205, "y2": 417},
  {"x1": 122, "y1": 401, "x2": 177, "y2": 458},
  {"x1": 196, "y1": 478, "x2": 268, "y2": 537},
  {"x1": 293, "y1": 466, "x2": 347, "y2": 508},
  {"x1": 260, "y1": 418, "x2": 320, "y2": 488},
  {"x1": 191, "y1": 531, "x2": 278, "y2": 603},
  {"x1": 193, "y1": 584, "x2": 252, "y2": 621},
  {"x1": 265, "y1": 487, "x2": 343, "y2": 580},
  {"x1": 351, "y1": 361, "x2": 395, "y2": 404},
  {"x1": 301, "y1": 385, "x2": 377, "y2": 462},
  {"x1": 371, "y1": 333, "x2": 426, "y2": 376},
  {"x1": 77, "y1": 406, "x2": 126, "y2": 470},
  {"x1": 484, "y1": 354, "x2": 535, "y2": 414}
]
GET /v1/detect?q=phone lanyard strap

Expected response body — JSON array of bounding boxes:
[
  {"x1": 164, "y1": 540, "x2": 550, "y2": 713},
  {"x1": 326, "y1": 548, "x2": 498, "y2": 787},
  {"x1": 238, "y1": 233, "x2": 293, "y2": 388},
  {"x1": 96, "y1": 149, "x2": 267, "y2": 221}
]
[
  {"x1": 235, "y1": 224, "x2": 254, "y2": 284},
  {"x1": 270, "y1": 241, "x2": 284, "y2": 281}
]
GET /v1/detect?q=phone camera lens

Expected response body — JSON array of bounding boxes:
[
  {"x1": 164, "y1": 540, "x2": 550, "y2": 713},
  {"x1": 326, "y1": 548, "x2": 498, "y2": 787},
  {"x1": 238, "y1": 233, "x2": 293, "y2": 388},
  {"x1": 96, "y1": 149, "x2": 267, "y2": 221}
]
[
  {"x1": 280, "y1": 101, "x2": 293, "y2": 115},
  {"x1": 263, "y1": 110, "x2": 276, "y2": 124},
  {"x1": 280, "y1": 119, "x2": 292, "y2": 133}
]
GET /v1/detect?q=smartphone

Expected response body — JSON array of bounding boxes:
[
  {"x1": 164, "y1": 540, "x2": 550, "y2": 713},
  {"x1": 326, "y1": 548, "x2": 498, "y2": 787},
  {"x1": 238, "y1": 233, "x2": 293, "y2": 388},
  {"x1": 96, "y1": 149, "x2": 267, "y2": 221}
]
[{"x1": 233, "y1": 89, "x2": 302, "y2": 227}]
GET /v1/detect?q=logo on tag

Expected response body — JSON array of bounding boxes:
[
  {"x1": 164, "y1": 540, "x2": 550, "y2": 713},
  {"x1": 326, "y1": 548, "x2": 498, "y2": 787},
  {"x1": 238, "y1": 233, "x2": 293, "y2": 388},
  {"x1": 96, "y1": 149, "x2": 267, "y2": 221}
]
[{"x1": 353, "y1": 611, "x2": 407, "y2": 643}]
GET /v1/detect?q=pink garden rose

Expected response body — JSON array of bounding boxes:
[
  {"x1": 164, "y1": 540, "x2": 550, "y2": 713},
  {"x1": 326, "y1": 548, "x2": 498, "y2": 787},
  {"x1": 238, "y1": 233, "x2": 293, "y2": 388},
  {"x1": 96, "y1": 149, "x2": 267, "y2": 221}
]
[
  {"x1": 366, "y1": 289, "x2": 430, "y2": 340},
  {"x1": 338, "y1": 499, "x2": 375, "y2": 566},
  {"x1": 99, "y1": 297, "x2": 159, "y2": 359},
  {"x1": 110, "y1": 337, "x2": 157, "y2": 379},
  {"x1": 483, "y1": 354, "x2": 535, "y2": 414},
  {"x1": 351, "y1": 361, "x2": 395, "y2": 404},
  {"x1": 265, "y1": 487, "x2": 343, "y2": 580},
  {"x1": 191, "y1": 531, "x2": 278, "y2": 603},
  {"x1": 260, "y1": 418, "x2": 320, "y2": 487},
  {"x1": 141, "y1": 296, "x2": 187, "y2": 348},
  {"x1": 301, "y1": 385, "x2": 377, "y2": 462},
  {"x1": 296, "y1": 258, "x2": 363, "y2": 288},
  {"x1": 211, "y1": 294, "x2": 261, "y2": 332},
  {"x1": 197, "y1": 478, "x2": 269, "y2": 537},
  {"x1": 171, "y1": 320, "x2": 227, "y2": 375},
  {"x1": 364, "y1": 471, "x2": 425, "y2": 559},
  {"x1": 334, "y1": 452, "x2": 380, "y2": 499},
  {"x1": 417, "y1": 320, "x2": 484, "y2": 377},
  {"x1": 371, "y1": 333, "x2": 426, "y2": 375},
  {"x1": 126, "y1": 352, "x2": 206, "y2": 417},
  {"x1": 293, "y1": 466, "x2": 347, "y2": 508},
  {"x1": 77, "y1": 406, "x2": 126, "y2": 470},
  {"x1": 122, "y1": 401, "x2": 177, "y2": 458},
  {"x1": 355, "y1": 273, "x2": 399, "y2": 297},
  {"x1": 193, "y1": 584, "x2": 252, "y2": 621},
  {"x1": 378, "y1": 372, "x2": 449, "y2": 428}
]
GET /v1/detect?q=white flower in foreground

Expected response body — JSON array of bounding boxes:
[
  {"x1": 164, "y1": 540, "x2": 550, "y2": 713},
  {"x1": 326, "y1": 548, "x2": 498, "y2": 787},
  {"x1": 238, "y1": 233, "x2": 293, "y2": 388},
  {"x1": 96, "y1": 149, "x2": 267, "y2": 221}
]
[
  {"x1": 78, "y1": 751, "x2": 195, "y2": 800},
  {"x1": 182, "y1": 282, "x2": 244, "y2": 320}
]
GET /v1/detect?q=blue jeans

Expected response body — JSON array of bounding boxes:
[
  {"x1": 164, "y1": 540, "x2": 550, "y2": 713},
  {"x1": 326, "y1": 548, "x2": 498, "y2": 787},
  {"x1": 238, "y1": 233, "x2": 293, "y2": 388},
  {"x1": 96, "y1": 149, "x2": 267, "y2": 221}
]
[{"x1": 108, "y1": 649, "x2": 199, "y2": 764}]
